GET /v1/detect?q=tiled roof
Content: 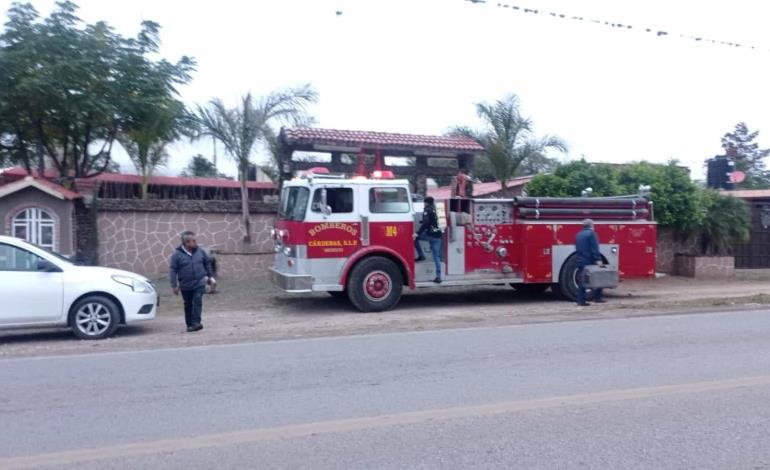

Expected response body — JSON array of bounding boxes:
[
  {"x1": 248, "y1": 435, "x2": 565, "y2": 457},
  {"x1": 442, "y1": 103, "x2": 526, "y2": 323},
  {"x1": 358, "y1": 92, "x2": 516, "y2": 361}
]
[
  {"x1": 428, "y1": 176, "x2": 535, "y2": 199},
  {"x1": 722, "y1": 189, "x2": 770, "y2": 199},
  {"x1": 93, "y1": 172, "x2": 275, "y2": 189},
  {"x1": 0, "y1": 176, "x2": 81, "y2": 200},
  {"x1": 0, "y1": 167, "x2": 275, "y2": 190},
  {"x1": 282, "y1": 128, "x2": 484, "y2": 153}
]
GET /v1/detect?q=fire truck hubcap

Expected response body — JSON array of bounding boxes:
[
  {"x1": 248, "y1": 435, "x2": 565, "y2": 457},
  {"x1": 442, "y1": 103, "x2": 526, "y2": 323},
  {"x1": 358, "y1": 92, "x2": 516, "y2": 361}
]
[{"x1": 363, "y1": 271, "x2": 392, "y2": 301}]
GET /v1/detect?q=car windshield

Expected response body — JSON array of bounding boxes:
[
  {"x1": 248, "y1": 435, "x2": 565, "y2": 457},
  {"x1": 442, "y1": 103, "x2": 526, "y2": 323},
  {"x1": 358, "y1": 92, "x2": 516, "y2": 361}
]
[{"x1": 278, "y1": 186, "x2": 310, "y2": 221}]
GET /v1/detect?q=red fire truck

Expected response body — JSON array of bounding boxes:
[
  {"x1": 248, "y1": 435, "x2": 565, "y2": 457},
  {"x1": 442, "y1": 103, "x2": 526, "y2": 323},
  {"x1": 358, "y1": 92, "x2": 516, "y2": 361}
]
[{"x1": 269, "y1": 170, "x2": 656, "y2": 312}]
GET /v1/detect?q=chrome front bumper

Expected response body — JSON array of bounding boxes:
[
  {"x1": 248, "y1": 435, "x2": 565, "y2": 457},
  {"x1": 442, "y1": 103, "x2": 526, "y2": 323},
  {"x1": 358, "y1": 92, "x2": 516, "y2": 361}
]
[{"x1": 269, "y1": 267, "x2": 314, "y2": 293}]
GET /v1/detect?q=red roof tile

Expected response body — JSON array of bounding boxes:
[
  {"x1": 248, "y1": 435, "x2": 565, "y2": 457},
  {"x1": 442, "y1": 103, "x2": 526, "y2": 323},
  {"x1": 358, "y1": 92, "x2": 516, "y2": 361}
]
[
  {"x1": 282, "y1": 128, "x2": 484, "y2": 153},
  {"x1": 0, "y1": 176, "x2": 81, "y2": 200},
  {"x1": 0, "y1": 167, "x2": 275, "y2": 190}
]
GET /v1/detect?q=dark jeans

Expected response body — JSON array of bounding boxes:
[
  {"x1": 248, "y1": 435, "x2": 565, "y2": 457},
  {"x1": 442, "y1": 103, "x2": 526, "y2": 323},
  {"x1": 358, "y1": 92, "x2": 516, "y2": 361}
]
[
  {"x1": 415, "y1": 234, "x2": 443, "y2": 280},
  {"x1": 181, "y1": 286, "x2": 205, "y2": 327},
  {"x1": 576, "y1": 265, "x2": 603, "y2": 305}
]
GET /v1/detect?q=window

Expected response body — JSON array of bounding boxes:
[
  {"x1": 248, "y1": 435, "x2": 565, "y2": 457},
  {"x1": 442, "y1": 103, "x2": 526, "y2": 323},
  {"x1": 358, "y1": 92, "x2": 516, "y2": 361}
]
[
  {"x1": 370, "y1": 187, "x2": 410, "y2": 213},
  {"x1": 312, "y1": 188, "x2": 354, "y2": 214},
  {"x1": 278, "y1": 187, "x2": 310, "y2": 221},
  {"x1": 0, "y1": 243, "x2": 44, "y2": 271},
  {"x1": 13, "y1": 208, "x2": 55, "y2": 250}
]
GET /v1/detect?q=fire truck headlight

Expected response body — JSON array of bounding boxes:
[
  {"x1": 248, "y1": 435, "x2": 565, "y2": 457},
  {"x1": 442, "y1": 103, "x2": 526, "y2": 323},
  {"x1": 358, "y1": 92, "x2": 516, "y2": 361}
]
[
  {"x1": 274, "y1": 245, "x2": 281, "y2": 253},
  {"x1": 283, "y1": 246, "x2": 294, "y2": 257}
]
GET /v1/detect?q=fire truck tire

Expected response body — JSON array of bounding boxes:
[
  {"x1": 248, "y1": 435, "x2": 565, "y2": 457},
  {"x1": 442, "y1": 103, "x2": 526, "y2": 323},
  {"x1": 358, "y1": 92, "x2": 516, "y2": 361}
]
[
  {"x1": 347, "y1": 257, "x2": 403, "y2": 312},
  {"x1": 557, "y1": 255, "x2": 580, "y2": 301},
  {"x1": 511, "y1": 283, "x2": 550, "y2": 295}
]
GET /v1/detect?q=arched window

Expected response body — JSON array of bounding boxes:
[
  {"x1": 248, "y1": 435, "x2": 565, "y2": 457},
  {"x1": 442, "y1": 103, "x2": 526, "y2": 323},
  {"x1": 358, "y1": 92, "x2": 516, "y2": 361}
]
[{"x1": 12, "y1": 208, "x2": 55, "y2": 250}]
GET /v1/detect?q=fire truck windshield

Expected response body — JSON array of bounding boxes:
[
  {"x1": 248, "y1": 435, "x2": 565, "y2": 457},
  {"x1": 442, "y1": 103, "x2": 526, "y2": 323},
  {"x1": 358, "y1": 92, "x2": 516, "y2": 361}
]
[{"x1": 278, "y1": 186, "x2": 310, "y2": 221}]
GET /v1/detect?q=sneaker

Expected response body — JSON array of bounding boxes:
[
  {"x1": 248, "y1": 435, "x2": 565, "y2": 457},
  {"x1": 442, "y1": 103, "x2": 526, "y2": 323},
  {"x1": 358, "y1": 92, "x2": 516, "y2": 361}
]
[
  {"x1": 186, "y1": 326, "x2": 194, "y2": 332},
  {"x1": 577, "y1": 302, "x2": 591, "y2": 307},
  {"x1": 433, "y1": 277, "x2": 442, "y2": 284},
  {"x1": 189, "y1": 324, "x2": 203, "y2": 332},
  {"x1": 415, "y1": 257, "x2": 427, "y2": 262}
]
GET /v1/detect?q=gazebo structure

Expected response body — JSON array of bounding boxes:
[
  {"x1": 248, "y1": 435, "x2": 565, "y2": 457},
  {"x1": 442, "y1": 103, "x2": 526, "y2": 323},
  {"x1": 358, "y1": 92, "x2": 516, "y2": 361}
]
[{"x1": 278, "y1": 128, "x2": 484, "y2": 194}]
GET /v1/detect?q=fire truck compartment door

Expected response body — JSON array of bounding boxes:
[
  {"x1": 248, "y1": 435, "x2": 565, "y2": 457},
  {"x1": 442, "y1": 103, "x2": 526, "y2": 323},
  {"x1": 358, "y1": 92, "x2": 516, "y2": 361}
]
[
  {"x1": 551, "y1": 244, "x2": 620, "y2": 282},
  {"x1": 447, "y1": 212, "x2": 465, "y2": 276}
]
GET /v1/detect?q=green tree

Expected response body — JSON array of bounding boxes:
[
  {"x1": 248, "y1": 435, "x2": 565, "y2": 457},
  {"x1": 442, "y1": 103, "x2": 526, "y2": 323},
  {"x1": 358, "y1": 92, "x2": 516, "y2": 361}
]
[
  {"x1": 181, "y1": 154, "x2": 226, "y2": 178},
  {"x1": 118, "y1": 101, "x2": 185, "y2": 198},
  {"x1": 0, "y1": 1, "x2": 194, "y2": 182},
  {"x1": 449, "y1": 94, "x2": 566, "y2": 195},
  {"x1": 525, "y1": 159, "x2": 620, "y2": 197},
  {"x1": 527, "y1": 160, "x2": 702, "y2": 232},
  {"x1": 698, "y1": 191, "x2": 751, "y2": 255},
  {"x1": 192, "y1": 85, "x2": 317, "y2": 243},
  {"x1": 720, "y1": 122, "x2": 770, "y2": 189}
]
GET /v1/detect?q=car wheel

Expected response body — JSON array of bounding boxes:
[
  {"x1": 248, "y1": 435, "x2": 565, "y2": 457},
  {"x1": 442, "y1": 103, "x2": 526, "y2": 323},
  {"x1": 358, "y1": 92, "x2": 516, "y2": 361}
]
[
  {"x1": 347, "y1": 256, "x2": 403, "y2": 312},
  {"x1": 68, "y1": 296, "x2": 121, "y2": 340},
  {"x1": 557, "y1": 255, "x2": 580, "y2": 301}
]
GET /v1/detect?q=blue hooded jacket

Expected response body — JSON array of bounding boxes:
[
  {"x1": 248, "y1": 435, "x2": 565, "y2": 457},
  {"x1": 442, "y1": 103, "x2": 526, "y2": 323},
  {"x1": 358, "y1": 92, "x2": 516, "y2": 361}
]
[{"x1": 575, "y1": 228, "x2": 601, "y2": 267}]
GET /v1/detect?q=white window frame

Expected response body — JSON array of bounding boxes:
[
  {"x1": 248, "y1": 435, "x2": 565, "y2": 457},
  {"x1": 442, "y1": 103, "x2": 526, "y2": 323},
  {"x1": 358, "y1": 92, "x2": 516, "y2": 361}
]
[{"x1": 12, "y1": 208, "x2": 56, "y2": 251}]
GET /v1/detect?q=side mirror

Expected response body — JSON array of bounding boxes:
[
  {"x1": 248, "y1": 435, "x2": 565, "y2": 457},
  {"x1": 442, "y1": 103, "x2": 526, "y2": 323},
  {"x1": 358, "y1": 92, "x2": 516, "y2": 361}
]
[
  {"x1": 37, "y1": 259, "x2": 61, "y2": 273},
  {"x1": 323, "y1": 205, "x2": 332, "y2": 216}
]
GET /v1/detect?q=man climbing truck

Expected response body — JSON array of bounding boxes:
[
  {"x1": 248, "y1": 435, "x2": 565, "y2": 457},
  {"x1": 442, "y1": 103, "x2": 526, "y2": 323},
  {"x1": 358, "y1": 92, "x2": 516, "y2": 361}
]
[{"x1": 269, "y1": 169, "x2": 656, "y2": 312}]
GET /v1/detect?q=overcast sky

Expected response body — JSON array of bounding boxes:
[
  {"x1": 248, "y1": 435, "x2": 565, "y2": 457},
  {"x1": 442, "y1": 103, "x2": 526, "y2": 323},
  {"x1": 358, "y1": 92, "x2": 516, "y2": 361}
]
[{"x1": 5, "y1": 0, "x2": 770, "y2": 180}]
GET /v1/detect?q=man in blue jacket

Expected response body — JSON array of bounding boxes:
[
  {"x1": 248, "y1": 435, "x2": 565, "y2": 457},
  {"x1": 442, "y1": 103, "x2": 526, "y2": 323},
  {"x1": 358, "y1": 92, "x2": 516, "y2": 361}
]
[
  {"x1": 169, "y1": 231, "x2": 215, "y2": 332},
  {"x1": 575, "y1": 219, "x2": 605, "y2": 306}
]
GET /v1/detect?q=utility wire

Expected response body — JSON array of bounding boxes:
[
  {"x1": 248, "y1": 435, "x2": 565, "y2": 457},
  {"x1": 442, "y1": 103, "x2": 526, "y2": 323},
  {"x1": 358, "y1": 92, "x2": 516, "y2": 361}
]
[{"x1": 465, "y1": 0, "x2": 768, "y2": 53}]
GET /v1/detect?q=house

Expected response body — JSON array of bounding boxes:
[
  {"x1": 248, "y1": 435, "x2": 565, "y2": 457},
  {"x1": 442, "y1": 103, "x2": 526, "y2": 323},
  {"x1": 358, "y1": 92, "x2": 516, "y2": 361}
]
[
  {"x1": 0, "y1": 167, "x2": 277, "y2": 267},
  {"x1": 722, "y1": 189, "x2": 770, "y2": 268}
]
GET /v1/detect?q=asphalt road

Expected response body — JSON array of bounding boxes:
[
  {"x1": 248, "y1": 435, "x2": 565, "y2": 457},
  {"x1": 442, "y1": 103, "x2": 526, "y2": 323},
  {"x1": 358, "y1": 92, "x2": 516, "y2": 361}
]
[{"x1": 2, "y1": 309, "x2": 770, "y2": 469}]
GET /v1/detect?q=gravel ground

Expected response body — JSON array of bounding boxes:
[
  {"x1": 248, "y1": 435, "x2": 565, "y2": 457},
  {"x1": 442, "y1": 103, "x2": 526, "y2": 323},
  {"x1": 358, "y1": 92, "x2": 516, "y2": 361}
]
[{"x1": 0, "y1": 275, "x2": 768, "y2": 359}]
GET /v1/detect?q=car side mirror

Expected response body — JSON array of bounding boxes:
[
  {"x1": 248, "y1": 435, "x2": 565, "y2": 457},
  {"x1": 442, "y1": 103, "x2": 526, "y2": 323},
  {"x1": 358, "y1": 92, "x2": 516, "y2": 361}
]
[
  {"x1": 323, "y1": 205, "x2": 332, "y2": 216},
  {"x1": 37, "y1": 259, "x2": 61, "y2": 273}
]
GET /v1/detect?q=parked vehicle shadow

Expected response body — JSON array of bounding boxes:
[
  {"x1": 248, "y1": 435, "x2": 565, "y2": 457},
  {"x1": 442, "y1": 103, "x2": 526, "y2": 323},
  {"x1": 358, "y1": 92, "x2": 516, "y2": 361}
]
[
  {"x1": 274, "y1": 286, "x2": 559, "y2": 315},
  {"x1": 0, "y1": 324, "x2": 153, "y2": 345}
]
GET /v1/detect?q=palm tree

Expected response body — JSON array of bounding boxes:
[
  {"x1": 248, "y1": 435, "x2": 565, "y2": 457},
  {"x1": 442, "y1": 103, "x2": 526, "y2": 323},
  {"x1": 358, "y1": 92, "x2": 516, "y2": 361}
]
[
  {"x1": 450, "y1": 94, "x2": 567, "y2": 195},
  {"x1": 193, "y1": 84, "x2": 318, "y2": 243},
  {"x1": 118, "y1": 101, "x2": 184, "y2": 199}
]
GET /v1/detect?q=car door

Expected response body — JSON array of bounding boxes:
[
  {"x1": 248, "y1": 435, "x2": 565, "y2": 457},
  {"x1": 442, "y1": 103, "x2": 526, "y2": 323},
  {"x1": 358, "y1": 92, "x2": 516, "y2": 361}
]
[{"x1": 0, "y1": 242, "x2": 64, "y2": 325}]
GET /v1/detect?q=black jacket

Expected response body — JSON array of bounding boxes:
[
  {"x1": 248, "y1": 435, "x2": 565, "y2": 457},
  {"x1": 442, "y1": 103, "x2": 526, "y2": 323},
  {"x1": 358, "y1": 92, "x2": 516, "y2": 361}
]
[
  {"x1": 575, "y1": 228, "x2": 601, "y2": 267},
  {"x1": 418, "y1": 205, "x2": 442, "y2": 237},
  {"x1": 169, "y1": 246, "x2": 213, "y2": 290}
]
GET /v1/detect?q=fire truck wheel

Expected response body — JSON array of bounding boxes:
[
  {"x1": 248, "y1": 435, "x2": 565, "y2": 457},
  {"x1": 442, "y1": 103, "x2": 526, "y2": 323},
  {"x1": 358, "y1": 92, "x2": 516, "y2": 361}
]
[
  {"x1": 557, "y1": 255, "x2": 580, "y2": 301},
  {"x1": 511, "y1": 283, "x2": 550, "y2": 295},
  {"x1": 347, "y1": 257, "x2": 403, "y2": 312},
  {"x1": 327, "y1": 291, "x2": 347, "y2": 299}
]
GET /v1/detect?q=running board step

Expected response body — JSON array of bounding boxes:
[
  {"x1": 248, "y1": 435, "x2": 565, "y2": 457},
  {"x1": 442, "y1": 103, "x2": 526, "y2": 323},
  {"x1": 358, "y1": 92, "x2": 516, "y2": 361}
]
[{"x1": 414, "y1": 278, "x2": 524, "y2": 288}]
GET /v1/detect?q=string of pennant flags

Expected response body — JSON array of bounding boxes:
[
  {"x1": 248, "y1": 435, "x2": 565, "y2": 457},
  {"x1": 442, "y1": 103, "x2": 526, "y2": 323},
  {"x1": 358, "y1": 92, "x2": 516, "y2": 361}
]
[{"x1": 464, "y1": 0, "x2": 769, "y2": 53}]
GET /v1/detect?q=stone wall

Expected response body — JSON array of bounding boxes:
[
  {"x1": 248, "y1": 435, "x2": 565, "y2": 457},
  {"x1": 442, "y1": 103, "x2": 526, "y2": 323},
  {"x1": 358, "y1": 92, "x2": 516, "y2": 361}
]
[
  {"x1": 656, "y1": 228, "x2": 698, "y2": 273},
  {"x1": 96, "y1": 199, "x2": 277, "y2": 279},
  {"x1": 674, "y1": 254, "x2": 735, "y2": 279}
]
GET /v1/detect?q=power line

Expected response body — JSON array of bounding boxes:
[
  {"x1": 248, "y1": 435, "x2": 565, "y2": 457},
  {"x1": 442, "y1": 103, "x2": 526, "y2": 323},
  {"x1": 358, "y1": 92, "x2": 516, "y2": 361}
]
[{"x1": 465, "y1": 0, "x2": 769, "y2": 53}]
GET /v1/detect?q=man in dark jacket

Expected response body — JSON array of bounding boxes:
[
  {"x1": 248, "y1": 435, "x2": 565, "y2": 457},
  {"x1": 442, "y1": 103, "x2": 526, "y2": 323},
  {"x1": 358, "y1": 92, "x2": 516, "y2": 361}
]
[
  {"x1": 575, "y1": 219, "x2": 604, "y2": 306},
  {"x1": 415, "y1": 196, "x2": 443, "y2": 283},
  {"x1": 169, "y1": 231, "x2": 214, "y2": 332}
]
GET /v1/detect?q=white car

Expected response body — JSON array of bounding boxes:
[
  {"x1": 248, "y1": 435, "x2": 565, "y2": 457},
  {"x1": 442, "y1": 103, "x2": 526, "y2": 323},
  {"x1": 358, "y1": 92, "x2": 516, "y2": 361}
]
[{"x1": 0, "y1": 235, "x2": 158, "y2": 340}]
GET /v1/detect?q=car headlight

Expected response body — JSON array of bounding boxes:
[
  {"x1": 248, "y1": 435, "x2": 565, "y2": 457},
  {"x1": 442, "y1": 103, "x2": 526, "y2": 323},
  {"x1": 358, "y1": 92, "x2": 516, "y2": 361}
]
[{"x1": 112, "y1": 275, "x2": 154, "y2": 293}]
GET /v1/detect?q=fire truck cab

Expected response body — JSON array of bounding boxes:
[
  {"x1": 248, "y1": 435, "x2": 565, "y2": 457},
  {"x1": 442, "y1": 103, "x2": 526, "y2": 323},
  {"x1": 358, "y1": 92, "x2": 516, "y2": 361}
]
[{"x1": 269, "y1": 171, "x2": 656, "y2": 312}]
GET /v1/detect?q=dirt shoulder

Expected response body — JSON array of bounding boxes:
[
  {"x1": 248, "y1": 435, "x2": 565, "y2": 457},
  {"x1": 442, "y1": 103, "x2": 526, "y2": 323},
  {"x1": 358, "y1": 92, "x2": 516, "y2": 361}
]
[{"x1": 1, "y1": 275, "x2": 768, "y2": 359}]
